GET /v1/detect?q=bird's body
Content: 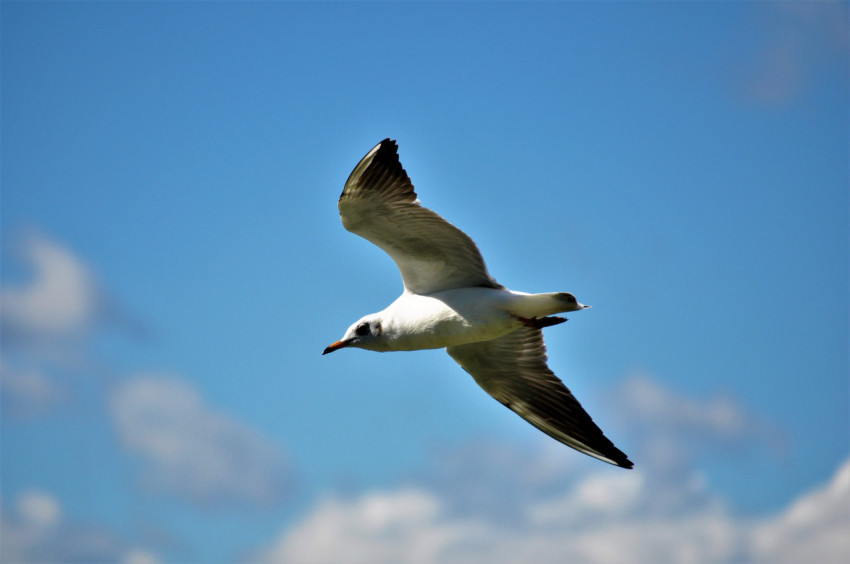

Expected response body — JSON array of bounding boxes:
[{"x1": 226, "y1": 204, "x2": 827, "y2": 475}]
[
  {"x1": 324, "y1": 139, "x2": 633, "y2": 469},
  {"x1": 353, "y1": 288, "x2": 583, "y2": 352}
]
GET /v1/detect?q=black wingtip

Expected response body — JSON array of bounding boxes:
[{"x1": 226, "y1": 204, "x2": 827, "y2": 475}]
[
  {"x1": 606, "y1": 449, "x2": 634, "y2": 469},
  {"x1": 340, "y1": 137, "x2": 416, "y2": 205},
  {"x1": 371, "y1": 138, "x2": 400, "y2": 166}
]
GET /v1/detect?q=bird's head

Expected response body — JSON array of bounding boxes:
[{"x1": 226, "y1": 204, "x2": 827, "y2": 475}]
[{"x1": 323, "y1": 314, "x2": 387, "y2": 354}]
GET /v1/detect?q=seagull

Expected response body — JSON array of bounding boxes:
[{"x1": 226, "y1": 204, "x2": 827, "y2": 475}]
[{"x1": 323, "y1": 139, "x2": 632, "y2": 469}]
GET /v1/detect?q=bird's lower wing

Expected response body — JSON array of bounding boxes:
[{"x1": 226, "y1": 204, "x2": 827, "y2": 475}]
[{"x1": 447, "y1": 327, "x2": 633, "y2": 469}]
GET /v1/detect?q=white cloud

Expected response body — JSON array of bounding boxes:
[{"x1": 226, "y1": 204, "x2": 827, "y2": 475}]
[
  {"x1": 17, "y1": 490, "x2": 63, "y2": 530},
  {"x1": 527, "y1": 471, "x2": 645, "y2": 526},
  {"x1": 0, "y1": 490, "x2": 161, "y2": 564},
  {"x1": 121, "y1": 549, "x2": 162, "y2": 564},
  {"x1": 0, "y1": 232, "x2": 99, "y2": 341},
  {"x1": 255, "y1": 489, "x2": 487, "y2": 564},
  {"x1": 750, "y1": 458, "x2": 850, "y2": 564},
  {"x1": 110, "y1": 374, "x2": 292, "y2": 507}
]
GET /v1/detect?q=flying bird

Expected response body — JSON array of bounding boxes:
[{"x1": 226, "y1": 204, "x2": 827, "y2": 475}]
[{"x1": 323, "y1": 139, "x2": 632, "y2": 469}]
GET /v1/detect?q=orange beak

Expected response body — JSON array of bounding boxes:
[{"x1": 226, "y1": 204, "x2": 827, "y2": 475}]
[{"x1": 322, "y1": 339, "x2": 350, "y2": 355}]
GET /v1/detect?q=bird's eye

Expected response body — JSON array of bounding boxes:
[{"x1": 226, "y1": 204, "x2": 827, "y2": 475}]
[{"x1": 355, "y1": 323, "x2": 370, "y2": 336}]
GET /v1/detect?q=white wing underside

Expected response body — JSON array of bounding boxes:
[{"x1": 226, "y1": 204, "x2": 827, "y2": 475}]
[
  {"x1": 338, "y1": 139, "x2": 501, "y2": 295},
  {"x1": 447, "y1": 326, "x2": 633, "y2": 468}
]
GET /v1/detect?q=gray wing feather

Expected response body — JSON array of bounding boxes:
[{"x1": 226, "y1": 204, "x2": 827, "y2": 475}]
[
  {"x1": 338, "y1": 139, "x2": 501, "y2": 294},
  {"x1": 447, "y1": 326, "x2": 633, "y2": 469}
]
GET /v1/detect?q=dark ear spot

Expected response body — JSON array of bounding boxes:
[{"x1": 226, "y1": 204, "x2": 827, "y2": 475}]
[{"x1": 374, "y1": 322, "x2": 382, "y2": 335}]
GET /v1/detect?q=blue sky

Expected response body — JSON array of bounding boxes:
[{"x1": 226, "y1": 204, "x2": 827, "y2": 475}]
[{"x1": 2, "y1": 1, "x2": 848, "y2": 562}]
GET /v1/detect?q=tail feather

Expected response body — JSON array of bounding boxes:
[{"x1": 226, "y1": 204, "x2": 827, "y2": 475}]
[{"x1": 506, "y1": 291, "x2": 588, "y2": 318}]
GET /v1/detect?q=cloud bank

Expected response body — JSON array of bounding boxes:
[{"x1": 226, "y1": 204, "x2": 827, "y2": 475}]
[
  {"x1": 254, "y1": 376, "x2": 847, "y2": 564},
  {"x1": 257, "y1": 457, "x2": 723, "y2": 564},
  {"x1": 257, "y1": 454, "x2": 849, "y2": 564}
]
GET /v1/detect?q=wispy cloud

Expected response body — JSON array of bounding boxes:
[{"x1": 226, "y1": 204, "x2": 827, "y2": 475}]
[
  {"x1": 110, "y1": 374, "x2": 293, "y2": 508},
  {"x1": 610, "y1": 373, "x2": 783, "y2": 475},
  {"x1": 253, "y1": 376, "x2": 846, "y2": 564},
  {"x1": 0, "y1": 359, "x2": 66, "y2": 417},
  {"x1": 0, "y1": 489, "x2": 161, "y2": 564},
  {"x1": 733, "y1": 1, "x2": 848, "y2": 107}
]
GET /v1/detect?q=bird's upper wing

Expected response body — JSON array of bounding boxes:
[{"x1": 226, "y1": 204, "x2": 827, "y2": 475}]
[
  {"x1": 447, "y1": 326, "x2": 633, "y2": 468},
  {"x1": 338, "y1": 139, "x2": 501, "y2": 294}
]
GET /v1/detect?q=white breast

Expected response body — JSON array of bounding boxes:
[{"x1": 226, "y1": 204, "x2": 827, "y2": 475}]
[{"x1": 380, "y1": 288, "x2": 517, "y2": 351}]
